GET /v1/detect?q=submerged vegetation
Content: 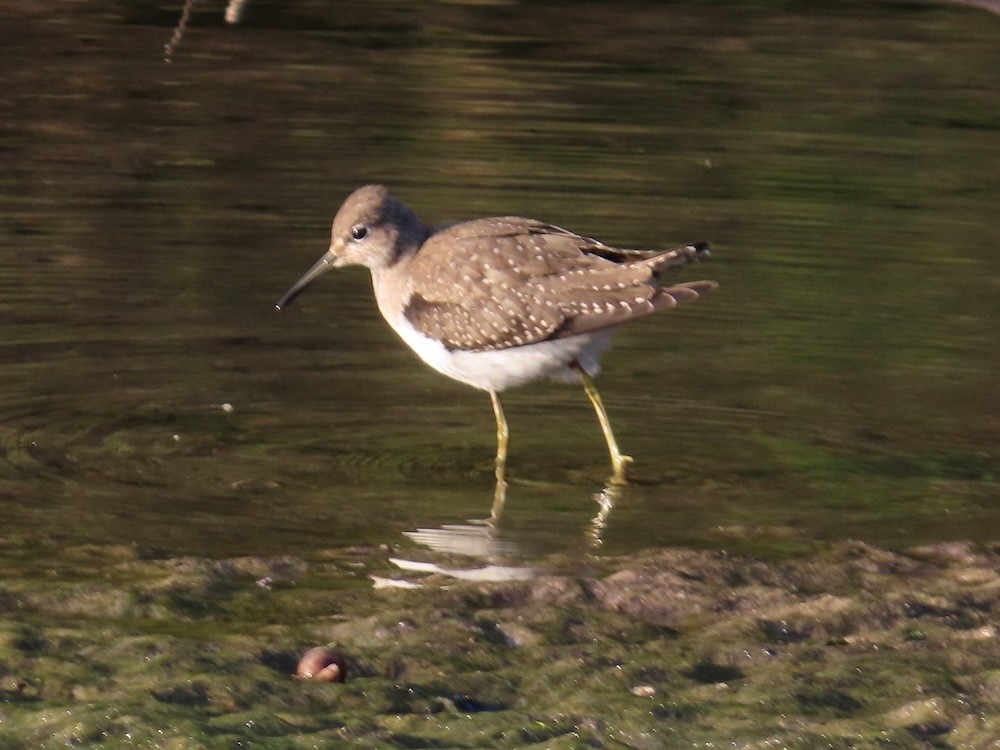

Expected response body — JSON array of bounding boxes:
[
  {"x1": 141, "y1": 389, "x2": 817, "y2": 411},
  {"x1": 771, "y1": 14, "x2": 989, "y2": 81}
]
[{"x1": 2, "y1": 538, "x2": 998, "y2": 747}]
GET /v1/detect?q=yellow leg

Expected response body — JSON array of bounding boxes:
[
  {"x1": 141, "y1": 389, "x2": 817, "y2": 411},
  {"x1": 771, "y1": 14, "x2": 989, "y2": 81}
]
[
  {"x1": 488, "y1": 391, "x2": 509, "y2": 520},
  {"x1": 572, "y1": 363, "x2": 633, "y2": 484},
  {"x1": 489, "y1": 391, "x2": 509, "y2": 482}
]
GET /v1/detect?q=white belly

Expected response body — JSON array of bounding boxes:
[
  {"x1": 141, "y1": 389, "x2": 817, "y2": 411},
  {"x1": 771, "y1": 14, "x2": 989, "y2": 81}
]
[{"x1": 374, "y1": 286, "x2": 613, "y2": 393}]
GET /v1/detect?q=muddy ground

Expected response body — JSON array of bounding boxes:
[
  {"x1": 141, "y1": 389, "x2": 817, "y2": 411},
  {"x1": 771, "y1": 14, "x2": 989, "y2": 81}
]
[{"x1": 1, "y1": 538, "x2": 998, "y2": 748}]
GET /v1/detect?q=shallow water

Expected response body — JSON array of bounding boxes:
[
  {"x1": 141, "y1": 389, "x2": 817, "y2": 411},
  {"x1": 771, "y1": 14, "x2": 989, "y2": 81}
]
[
  {"x1": 3, "y1": 2, "x2": 1000, "y2": 747},
  {"x1": 2, "y1": 0, "x2": 998, "y2": 568}
]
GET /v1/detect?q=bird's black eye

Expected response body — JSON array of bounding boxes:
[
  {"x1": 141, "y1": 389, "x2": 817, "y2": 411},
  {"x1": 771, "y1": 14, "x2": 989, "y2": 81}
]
[{"x1": 350, "y1": 225, "x2": 368, "y2": 241}]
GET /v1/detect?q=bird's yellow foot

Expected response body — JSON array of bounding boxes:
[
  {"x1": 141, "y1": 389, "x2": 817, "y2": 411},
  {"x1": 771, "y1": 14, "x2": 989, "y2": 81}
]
[{"x1": 610, "y1": 454, "x2": 634, "y2": 485}]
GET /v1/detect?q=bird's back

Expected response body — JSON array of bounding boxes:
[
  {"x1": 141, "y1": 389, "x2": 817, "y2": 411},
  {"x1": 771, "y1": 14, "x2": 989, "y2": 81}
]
[{"x1": 401, "y1": 217, "x2": 715, "y2": 352}]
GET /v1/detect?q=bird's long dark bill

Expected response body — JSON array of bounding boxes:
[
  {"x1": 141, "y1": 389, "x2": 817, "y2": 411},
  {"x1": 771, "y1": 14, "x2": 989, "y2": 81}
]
[{"x1": 275, "y1": 253, "x2": 333, "y2": 310}]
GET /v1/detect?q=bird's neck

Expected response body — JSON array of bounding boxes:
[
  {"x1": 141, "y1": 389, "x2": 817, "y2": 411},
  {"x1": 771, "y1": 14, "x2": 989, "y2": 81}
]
[{"x1": 371, "y1": 259, "x2": 415, "y2": 329}]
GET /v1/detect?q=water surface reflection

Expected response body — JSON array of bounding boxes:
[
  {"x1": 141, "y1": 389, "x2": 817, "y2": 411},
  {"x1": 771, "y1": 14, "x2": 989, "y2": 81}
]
[{"x1": 1, "y1": 1, "x2": 997, "y2": 567}]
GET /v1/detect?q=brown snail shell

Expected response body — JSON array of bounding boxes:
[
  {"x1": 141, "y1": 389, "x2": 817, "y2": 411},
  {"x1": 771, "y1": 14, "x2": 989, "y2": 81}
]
[{"x1": 295, "y1": 646, "x2": 347, "y2": 682}]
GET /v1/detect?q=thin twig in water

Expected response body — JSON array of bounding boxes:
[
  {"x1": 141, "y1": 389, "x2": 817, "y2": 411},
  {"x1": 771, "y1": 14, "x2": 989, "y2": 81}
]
[
  {"x1": 163, "y1": 0, "x2": 198, "y2": 63},
  {"x1": 164, "y1": 0, "x2": 249, "y2": 62}
]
